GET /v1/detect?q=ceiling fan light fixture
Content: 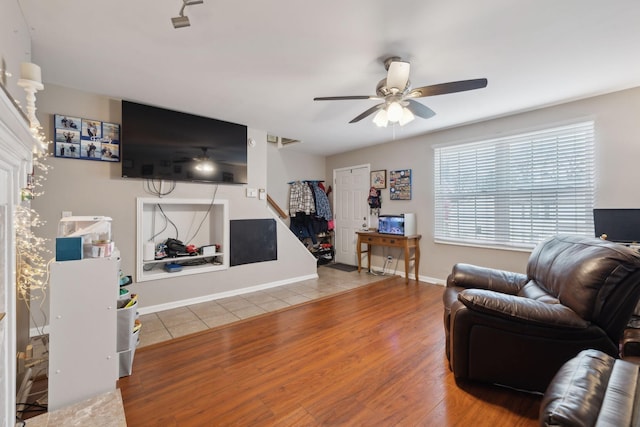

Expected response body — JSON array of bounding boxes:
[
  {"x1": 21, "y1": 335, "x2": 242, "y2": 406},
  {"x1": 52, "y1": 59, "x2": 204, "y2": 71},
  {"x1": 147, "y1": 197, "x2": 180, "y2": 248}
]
[
  {"x1": 373, "y1": 109, "x2": 388, "y2": 127},
  {"x1": 399, "y1": 107, "x2": 415, "y2": 126},
  {"x1": 386, "y1": 101, "x2": 403, "y2": 123}
]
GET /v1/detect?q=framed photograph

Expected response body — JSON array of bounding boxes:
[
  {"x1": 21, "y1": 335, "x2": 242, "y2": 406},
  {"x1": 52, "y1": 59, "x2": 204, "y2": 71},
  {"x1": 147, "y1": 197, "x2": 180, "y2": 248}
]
[
  {"x1": 371, "y1": 169, "x2": 387, "y2": 189},
  {"x1": 389, "y1": 169, "x2": 412, "y2": 200},
  {"x1": 54, "y1": 114, "x2": 120, "y2": 162}
]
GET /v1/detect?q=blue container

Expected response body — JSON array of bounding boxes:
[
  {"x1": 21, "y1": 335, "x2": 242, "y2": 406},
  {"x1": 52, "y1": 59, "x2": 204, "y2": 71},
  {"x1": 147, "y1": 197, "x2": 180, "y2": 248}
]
[{"x1": 56, "y1": 237, "x2": 83, "y2": 261}]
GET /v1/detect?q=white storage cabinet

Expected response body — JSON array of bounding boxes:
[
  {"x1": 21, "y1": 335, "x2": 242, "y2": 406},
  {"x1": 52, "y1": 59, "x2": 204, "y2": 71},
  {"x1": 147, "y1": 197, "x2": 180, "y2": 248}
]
[{"x1": 48, "y1": 256, "x2": 120, "y2": 411}]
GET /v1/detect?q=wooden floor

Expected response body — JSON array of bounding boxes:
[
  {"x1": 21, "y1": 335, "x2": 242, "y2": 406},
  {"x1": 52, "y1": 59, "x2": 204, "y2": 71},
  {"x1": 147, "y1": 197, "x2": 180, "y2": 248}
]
[{"x1": 118, "y1": 277, "x2": 541, "y2": 426}]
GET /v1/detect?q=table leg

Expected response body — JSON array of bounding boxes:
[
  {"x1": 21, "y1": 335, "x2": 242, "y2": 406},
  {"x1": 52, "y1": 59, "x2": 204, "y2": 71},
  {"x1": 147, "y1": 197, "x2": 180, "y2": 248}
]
[
  {"x1": 357, "y1": 237, "x2": 362, "y2": 273},
  {"x1": 414, "y1": 243, "x2": 420, "y2": 283},
  {"x1": 404, "y1": 243, "x2": 410, "y2": 284},
  {"x1": 366, "y1": 244, "x2": 372, "y2": 272}
]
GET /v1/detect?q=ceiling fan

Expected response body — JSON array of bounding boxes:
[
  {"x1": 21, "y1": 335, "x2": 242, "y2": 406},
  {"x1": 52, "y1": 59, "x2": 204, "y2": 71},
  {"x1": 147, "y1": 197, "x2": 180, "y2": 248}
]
[{"x1": 313, "y1": 57, "x2": 488, "y2": 127}]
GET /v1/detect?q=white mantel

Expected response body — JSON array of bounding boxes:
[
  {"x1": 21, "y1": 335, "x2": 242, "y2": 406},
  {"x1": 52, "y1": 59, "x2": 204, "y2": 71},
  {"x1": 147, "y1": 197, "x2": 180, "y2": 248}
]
[{"x1": 0, "y1": 83, "x2": 41, "y2": 427}]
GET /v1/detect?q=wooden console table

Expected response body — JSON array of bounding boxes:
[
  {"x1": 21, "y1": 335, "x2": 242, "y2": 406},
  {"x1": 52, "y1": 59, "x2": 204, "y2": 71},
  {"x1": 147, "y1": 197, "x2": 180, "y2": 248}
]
[{"x1": 356, "y1": 231, "x2": 421, "y2": 284}]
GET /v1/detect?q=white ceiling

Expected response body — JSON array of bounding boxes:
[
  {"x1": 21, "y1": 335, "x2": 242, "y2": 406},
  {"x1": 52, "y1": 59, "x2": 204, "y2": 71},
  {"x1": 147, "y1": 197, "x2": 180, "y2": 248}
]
[{"x1": 17, "y1": 0, "x2": 640, "y2": 156}]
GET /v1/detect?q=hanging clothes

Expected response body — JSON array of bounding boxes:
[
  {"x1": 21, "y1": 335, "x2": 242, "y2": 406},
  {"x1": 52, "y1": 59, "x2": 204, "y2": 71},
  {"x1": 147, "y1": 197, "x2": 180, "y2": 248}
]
[
  {"x1": 310, "y1": 181, "x2": 332, "y2": 221},
  {"x1": 288, "y1": 181, "x2": 315, "y2": 216},
  {"x1": 289, "y1": 212, "x2": 318, "y2": 244}
]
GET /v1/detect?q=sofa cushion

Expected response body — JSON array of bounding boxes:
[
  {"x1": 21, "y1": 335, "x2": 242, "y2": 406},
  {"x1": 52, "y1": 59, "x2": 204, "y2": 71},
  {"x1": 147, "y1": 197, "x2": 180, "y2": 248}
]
[{"x1": 517, "y1": 280, "x2": 560, "y2": 304}]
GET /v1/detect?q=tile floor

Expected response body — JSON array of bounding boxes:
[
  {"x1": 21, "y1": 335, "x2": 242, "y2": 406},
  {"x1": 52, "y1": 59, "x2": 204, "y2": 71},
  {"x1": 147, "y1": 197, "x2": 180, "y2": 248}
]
[{"x1": 138, "y1": 265, "x2": 385, "y2": 348}]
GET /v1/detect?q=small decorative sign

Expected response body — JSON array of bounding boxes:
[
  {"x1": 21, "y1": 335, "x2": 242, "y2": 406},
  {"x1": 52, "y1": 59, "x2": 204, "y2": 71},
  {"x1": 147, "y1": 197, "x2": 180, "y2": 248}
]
[
  {"x1": 54, "y1": 114, "x2": 120, "y2": 162},
  {"x1": 370, "y1": 169, "x2": 387, "y2": 189},
  {"x1": 389, "y1": 169, "x2": 412, "y2": 200}
]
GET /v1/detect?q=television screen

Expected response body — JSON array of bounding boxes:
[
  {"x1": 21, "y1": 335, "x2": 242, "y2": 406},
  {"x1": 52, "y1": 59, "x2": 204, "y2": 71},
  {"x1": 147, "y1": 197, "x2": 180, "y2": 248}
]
[
  {"x1": 121, "y1": 101, "x2": 248, "y2": 184},
  {"x1": 593, "y1": 209, "x2": 640, "y2": 243}
]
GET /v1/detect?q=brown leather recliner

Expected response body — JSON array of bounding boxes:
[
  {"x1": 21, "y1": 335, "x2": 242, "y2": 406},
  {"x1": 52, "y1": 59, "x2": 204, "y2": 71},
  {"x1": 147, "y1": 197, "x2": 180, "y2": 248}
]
[
  {"x1": 540, "y1": 349, "x2": 640, "y2": 426},
  {"x1": 443, "y1": 234, "x2": 640, "y2": 393}
]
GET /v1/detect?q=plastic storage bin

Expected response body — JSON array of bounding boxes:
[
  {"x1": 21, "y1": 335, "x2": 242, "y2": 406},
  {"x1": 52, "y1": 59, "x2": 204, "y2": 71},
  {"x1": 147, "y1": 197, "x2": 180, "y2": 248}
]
[
  {"x1": 118, "y1": 329, "x2": 140, "y2": 377},
  {"x1": 117, "y1": 298, "x2": 139, "y2": 377}
]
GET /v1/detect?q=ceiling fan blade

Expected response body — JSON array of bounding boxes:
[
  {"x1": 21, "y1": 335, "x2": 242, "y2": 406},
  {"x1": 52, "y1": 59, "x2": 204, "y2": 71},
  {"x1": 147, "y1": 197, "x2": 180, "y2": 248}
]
[
  {"x1": 314, "y1": 95, "x2": 378, "y2": 101},
  {"x1": 349, "y1": 103, "x2": 385, "y2": 123},
  {"x1": 406, "y1": 99, "x2": 436, "y2": 119},
  {"x1": 386, "y1": 60, "x2": 410, "y2": 92},
  {"x1": 408, "y1": 78, "x2": 488, "y2": 98}
]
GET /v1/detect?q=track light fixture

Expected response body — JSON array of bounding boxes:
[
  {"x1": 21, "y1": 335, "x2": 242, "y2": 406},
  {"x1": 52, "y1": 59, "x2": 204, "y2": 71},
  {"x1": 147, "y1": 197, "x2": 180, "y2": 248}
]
[{"x1": 171, "y1": 0, "x2": 204, "y2": 29}]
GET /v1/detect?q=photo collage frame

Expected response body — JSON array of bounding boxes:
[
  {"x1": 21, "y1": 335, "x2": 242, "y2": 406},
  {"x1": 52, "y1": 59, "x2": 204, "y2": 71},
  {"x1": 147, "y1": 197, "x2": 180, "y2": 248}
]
[
  {"x1": 389, "y1": 169, "x2": 412, "y2": 200},
  {"x1": 54, "y1": 114, "x2": 120, "y2": 162}
]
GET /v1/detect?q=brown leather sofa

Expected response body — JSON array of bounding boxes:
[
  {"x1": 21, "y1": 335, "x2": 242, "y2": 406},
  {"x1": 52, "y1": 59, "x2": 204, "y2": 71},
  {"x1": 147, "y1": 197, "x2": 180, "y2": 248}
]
[
  {"x1": 540, "y1": 349, "x2": 640, "y2": 426},
  {"x1": 443, "y1": 234, "x2": 640, "y2": 393}
]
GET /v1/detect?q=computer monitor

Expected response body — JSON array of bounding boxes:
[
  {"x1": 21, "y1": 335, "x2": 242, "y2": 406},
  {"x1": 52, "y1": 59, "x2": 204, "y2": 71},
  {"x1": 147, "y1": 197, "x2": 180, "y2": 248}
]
[{"x1": 593, "y1": 209, "x2": 640, "y2": 243}]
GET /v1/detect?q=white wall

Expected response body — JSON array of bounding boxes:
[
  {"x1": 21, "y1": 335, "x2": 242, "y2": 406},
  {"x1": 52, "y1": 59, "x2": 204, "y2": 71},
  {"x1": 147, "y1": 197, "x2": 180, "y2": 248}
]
[
  {"x1": 327, "y1": 86, "x2": 640, "y2": 282},
  {"x1": 31, "y1": 84, "x2": 319, "y2": 319}
]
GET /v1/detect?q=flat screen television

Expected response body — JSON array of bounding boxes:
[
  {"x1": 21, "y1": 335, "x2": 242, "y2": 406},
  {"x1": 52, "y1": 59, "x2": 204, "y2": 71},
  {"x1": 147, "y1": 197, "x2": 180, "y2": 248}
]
[
  {"x1": 593, "y1": 208, "x2": 640, "y2": 243},
  {"x1": 121, "y1": 101, "x2": 248, "y2": 184}
]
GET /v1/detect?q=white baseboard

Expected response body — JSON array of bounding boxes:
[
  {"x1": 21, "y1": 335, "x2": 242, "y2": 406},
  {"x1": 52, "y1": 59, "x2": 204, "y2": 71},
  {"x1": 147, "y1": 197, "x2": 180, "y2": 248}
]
[
  {"x1": 137, "y1": 272, "x2": 319, "y2": 315},
  {"x1": 361, "y1": 268, "x2": 445, "y2": 286},
  {"x1": 420, "y1": 275, "x2": 446, "y2": 286}
]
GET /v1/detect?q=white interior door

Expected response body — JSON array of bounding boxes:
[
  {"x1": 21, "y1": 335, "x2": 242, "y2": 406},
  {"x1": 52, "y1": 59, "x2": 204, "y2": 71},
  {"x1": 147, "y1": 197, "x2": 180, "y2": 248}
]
[{"x1": 334, "y1": 165, "x2": 370, "y2": 265}]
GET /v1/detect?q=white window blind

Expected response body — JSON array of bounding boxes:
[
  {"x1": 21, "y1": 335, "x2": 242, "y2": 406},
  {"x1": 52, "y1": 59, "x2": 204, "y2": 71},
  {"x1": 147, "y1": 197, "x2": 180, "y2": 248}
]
[{"x1": 434, "y1": 121, "x2": 595, "y2": 249}]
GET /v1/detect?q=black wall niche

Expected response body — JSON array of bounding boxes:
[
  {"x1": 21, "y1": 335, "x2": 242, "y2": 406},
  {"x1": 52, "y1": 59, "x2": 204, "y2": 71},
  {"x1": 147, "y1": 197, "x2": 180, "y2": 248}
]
[{"x1": 230, "y1": 218, "x2": 277, "y2": 266}]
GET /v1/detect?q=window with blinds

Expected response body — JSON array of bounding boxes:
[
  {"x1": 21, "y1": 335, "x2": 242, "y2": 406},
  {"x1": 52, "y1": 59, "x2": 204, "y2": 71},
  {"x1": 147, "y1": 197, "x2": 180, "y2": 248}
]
[{"x1": 433, "y1": 121, "x2": 595, "y2": 249}]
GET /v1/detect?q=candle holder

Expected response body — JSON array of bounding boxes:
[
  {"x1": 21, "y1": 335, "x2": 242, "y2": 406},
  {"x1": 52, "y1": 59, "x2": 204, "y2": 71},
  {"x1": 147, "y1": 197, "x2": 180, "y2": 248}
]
[
  {"x1": 17, "y1": 62, "x2": 44, "y2": 129},
  {"x1": 17, "y1": 78, "x2": 44, "y2": 129}
]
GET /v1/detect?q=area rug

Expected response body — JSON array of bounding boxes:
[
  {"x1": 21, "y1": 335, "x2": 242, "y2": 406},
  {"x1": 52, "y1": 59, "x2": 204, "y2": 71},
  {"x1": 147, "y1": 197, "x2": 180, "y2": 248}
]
[{"x1": 324, "y1": 262, "x2": 359, "y2": 272}]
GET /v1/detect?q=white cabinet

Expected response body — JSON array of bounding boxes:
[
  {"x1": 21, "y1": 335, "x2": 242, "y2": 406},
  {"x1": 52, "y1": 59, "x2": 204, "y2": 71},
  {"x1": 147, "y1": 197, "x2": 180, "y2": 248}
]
[
  {"x1": 48, "y1": 256, "x2": 119, "y2": 411},
  {"x1": 136, "y1": 197, "x2": 229, "y2": 282}
]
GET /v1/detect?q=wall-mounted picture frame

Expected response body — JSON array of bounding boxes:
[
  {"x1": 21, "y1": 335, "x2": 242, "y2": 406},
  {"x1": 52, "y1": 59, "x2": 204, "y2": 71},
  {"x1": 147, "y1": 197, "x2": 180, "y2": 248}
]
[
  {"x1": 54, "y1": 114, "x2": 120, "y2": 162},
  {"x1": 389, "y1": 169, "x2": 412, "y2": 200},
  {"x1": 371, "y1": 169, "x2": 387, "y2": 189}
]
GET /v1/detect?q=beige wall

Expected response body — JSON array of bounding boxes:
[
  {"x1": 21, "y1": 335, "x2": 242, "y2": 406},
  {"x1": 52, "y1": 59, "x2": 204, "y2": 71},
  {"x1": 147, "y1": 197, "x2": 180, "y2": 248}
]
[
  {"x1": 0, "y1": 0, "x2": 31, "y2": 109},
  {"x1": 327, "y1": 86, "x2": 640, "y2": 282},
  {"x1": 266, "y1": 142, "x2": 328, "y2": 222},
  {"x1": 32, "y1": 84, "x2": 320, "y2": 318}
]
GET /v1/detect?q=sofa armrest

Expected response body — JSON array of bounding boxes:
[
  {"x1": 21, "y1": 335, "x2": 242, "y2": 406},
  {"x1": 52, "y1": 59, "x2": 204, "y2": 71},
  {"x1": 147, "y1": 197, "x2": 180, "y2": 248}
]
[
  {"x1": 447, "y1": 263, "x2": 528, "y2": 295},
  {"x1": 458, "y1": 289, "x2": 589, "y2": 329},
  {"x1": 540, "y1": 349, "x2": 639, "y2": 427}
]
